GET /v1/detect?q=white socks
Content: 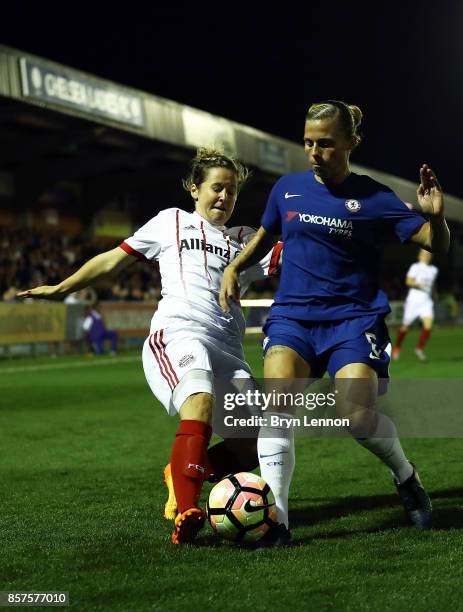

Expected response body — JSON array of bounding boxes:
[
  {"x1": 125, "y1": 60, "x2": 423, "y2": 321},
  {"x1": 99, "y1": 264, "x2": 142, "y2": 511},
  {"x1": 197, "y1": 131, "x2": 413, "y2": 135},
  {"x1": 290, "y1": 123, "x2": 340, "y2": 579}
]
[
  {"x1": 258, "y1": 411, "x2": 412, "y2": 529},
  {"x1": 257, "y1": 413, "x2": 295, "y2": 528},
  {"x1": 354, "y1": 412, "x2": 413, "y2": 484}
]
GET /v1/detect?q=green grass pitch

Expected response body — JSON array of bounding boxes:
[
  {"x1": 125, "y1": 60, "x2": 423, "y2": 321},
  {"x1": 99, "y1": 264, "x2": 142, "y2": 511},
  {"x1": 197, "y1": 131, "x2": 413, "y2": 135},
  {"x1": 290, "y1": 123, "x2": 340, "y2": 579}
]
[{"x1": 1, "y1": 328, "x2": 462, "y2": 611}]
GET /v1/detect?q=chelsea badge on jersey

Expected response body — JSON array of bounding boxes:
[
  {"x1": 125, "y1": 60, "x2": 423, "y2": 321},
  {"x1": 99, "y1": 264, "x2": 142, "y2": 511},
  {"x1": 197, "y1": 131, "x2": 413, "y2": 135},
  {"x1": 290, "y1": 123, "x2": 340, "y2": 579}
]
[{"x1": 345, "y1": 200, "x2": 361, "y2": 213}]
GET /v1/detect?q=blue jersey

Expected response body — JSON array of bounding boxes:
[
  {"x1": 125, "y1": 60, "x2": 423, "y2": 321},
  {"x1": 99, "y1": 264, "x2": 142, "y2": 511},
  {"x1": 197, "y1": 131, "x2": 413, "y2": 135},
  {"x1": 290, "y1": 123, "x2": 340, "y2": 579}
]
[{"x1": 261, "y1": 170, "x2": 426, "y2": 321}]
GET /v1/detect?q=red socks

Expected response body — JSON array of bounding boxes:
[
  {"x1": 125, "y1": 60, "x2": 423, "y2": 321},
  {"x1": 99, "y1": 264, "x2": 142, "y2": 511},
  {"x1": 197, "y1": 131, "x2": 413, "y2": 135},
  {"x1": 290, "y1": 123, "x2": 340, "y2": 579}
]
[
  {"x1": 395, "y1": 328, "x2": 431, "y2": 352},
  {"x1": 417, "y1": 329, "x2": 431, "y2": 350},
  {"x1": 395, "y1": 328, "x2": 407, "y2": 349},
  {"x1": 170, "y1": 420, "x2": 212, "y2": 513}
]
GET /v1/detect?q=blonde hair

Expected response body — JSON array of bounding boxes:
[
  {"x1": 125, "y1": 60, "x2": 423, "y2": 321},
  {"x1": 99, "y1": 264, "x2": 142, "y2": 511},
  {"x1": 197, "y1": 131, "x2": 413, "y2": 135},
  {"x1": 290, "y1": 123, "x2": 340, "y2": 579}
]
[
  {"x1": 306, "y1": 100, "x2": 363, "y2": 147},
  {"x1": 182, "y1": 147, "x2": 251, "y2": 192}
]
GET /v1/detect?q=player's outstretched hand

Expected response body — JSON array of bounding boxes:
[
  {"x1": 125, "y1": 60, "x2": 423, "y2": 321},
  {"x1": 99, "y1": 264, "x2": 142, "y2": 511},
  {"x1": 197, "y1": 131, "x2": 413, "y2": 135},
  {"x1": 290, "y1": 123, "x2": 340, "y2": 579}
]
[
  {"x1": 417, "y1": 164, "x2": 444, "y2": 217},
  {"x1": 17, "y1": 285, "x2": 64, "y2": 300},
  {"x1": 219, "y1": 266, "x2": 241, "y2": 312}
]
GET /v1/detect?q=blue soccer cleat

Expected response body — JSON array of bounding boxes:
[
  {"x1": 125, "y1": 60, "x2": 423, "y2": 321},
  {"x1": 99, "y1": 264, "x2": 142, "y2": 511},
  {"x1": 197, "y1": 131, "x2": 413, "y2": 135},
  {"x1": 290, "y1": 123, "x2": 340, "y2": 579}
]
[
  {"x1": 253, "y1": 523, "x2": 292, "y2": 550},
  {"x1": 394, "y1": 464, "x2": 432, "y2": 529}
]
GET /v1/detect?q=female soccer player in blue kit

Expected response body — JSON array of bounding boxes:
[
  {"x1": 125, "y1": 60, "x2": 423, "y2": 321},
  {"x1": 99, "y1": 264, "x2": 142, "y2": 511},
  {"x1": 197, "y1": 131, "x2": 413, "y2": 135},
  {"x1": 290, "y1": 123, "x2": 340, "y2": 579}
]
[{"x1": 220, "y1": 100, "x2": 449, "y2": 545}]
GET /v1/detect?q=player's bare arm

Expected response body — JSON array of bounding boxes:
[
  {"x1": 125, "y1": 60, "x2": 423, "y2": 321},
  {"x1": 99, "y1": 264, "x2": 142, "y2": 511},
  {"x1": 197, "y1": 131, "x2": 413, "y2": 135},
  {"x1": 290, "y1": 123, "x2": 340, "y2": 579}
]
[
  {"x1": 219, "y1": 226, "x2": 279, "y2": 312},
  {"x1": 410, "y1": 164, "x2": 450, "y2": 253},
  {"x1": 17, "y1": 247, "x2": 136, "y2": 300}
]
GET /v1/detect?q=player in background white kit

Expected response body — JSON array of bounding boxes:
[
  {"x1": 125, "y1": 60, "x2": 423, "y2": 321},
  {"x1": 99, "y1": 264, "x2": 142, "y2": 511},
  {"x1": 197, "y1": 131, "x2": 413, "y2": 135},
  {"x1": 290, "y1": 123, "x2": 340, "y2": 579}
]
[
  {"x1": 18, "y1": 148, "x2": 282, "y2": 545},
  {"x1": 392, "y1": 249, "x2": 438, "y2": 361}
]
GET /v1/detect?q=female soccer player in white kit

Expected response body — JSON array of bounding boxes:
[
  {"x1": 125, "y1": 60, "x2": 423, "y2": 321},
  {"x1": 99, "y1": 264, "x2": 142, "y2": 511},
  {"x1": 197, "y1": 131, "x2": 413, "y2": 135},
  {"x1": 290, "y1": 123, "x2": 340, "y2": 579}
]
[
  {"x1": 392, "y1": 249, "x2": 438, "y2": 360},
  {"x1": 19, "y1": 148, "x2": 282, "y2": 545}
]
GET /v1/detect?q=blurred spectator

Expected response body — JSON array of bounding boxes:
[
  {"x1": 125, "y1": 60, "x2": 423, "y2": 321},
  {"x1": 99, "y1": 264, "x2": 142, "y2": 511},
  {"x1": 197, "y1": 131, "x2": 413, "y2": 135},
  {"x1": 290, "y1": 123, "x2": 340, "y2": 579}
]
[
  {"x1": 110, "y1": 281, "x2": 130, "y2": 301},
  {"x1": 2, "y1": 285, "x2": 18, "y2": 302},
  {"x1": 83, "y1": 303, "x2": 118, "y2": 355}
]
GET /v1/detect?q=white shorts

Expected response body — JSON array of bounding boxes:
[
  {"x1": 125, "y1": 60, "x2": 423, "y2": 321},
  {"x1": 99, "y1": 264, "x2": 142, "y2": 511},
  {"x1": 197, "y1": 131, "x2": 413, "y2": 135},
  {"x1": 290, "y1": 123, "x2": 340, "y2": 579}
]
[
  {"x1": 142, "y1": 325, "x2": 254, "y2": 416},
  {"x1": 402, "y1": 296, "x2": 434, "y2": 326}
]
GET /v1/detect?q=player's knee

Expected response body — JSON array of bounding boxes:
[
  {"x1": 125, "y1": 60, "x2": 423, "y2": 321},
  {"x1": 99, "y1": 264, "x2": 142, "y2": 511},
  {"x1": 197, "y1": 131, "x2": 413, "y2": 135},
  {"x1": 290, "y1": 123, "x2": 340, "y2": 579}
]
[
  {"x1": 264, "y1": 359, "x2": 293, "y2": 379},
  {"x1": 344, "y1": 408, "x2": 377, "y2": 438},
  {"x1": 335, "y1": 376, "x2": 377, "y2": 425},
  {"x1": 179, "y1": 392, "x2": 213, "y2": 423},
  {"x1": 335, "y1": 374, "x2": 377, "y2": 412}
]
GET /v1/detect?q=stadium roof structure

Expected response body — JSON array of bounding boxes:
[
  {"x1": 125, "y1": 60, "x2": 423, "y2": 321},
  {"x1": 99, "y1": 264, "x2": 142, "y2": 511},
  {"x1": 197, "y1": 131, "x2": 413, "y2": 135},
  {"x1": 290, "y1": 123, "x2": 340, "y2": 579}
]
[{"x1": 1, "y1": 44, "x2": 463, "y2": 229}]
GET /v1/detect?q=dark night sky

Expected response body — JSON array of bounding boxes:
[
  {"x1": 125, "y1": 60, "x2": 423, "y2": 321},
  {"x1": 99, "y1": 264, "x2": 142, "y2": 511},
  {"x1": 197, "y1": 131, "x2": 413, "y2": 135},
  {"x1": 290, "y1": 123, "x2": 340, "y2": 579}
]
[{"x1": 2, "y1": 1, "x2": 462, "y2": 197}]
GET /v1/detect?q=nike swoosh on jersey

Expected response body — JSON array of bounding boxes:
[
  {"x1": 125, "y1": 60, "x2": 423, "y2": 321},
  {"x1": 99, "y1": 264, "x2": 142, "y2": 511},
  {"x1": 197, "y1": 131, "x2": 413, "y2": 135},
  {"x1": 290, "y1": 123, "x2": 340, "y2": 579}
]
[
  {"x1": 258, "y1": 451, "x2": 289, "y2": 458},
  {"x1": 285, "y1": 192, "x2": 303, "y2": 198},
  {"x1": 243, "y1": 499, "x2": 275, "y2": 513}
]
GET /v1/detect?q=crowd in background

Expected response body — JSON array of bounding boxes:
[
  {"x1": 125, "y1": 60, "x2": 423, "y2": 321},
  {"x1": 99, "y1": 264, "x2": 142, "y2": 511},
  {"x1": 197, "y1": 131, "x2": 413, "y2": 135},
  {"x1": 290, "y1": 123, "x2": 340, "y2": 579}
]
[
  {"x1": 0, "y1": 229, "x2": 161, "y2": 303},
  {"x1": 0, "y1": 229, "x2": 278, "y2": 303},
  {"x1": 1, "y1": 228, "x2": 460, "y2": 304}
]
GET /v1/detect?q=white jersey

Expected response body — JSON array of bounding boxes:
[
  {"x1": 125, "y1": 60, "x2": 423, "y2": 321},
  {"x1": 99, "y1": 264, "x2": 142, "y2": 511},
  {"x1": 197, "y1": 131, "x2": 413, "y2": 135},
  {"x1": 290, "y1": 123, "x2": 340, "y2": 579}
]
[
  {"x1": 402, "y1": 261, "x2": 438, "y2": 325},
  {"x1": 121, "y1": 208, "x2": 280, "y2": 342},
  {"x1": 405, "y1": 262, "x2": 438, "y2": 300}
]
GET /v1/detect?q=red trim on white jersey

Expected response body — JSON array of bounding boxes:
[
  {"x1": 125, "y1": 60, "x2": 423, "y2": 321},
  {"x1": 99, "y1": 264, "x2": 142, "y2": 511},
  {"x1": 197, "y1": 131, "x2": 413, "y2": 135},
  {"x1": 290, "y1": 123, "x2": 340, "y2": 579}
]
[
  {"x1": 268, "y1": 242, "x2": 283, "y2": 276},
  {"x1": 154, "y1": 330, "x2": 179, "y2": 387},
  {"x1": 149, "y1": 331, "x2": 179, "y2": 390},
  {"x1": 175, "y1": 210, "x2": 188, "y2": 295},
  {"x1": 119, "y1": 241, "x2": 148, "y2": 262},
  {"x1": 223, "y1": 232, "x2": 231, "y2": 263},
  {"x1": 148, "y1": 333, "x2": 175, "y2": 390},
  {"x1": 200, "y1": 221, "x2": 213, "y2": 288}
]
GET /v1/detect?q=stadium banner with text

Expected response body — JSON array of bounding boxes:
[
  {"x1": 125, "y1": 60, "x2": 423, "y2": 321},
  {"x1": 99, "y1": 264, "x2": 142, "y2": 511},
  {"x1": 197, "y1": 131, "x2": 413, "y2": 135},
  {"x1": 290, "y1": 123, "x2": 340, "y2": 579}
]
[
  {"x1": 0, "y1": 303, "x2": 66, "y2": 344},
  {"x1": 0, "y1": 303, "x2": 153, "y2": 346},
  {"x1": 19, "y1": 58, "x2": 146, "y2": 128},
  {"x1": 212, "y1": 377, "x2": 463, "y2": 438},
  {"x1": 99, "y1": 303, "x2": 153, "y2": 337}
]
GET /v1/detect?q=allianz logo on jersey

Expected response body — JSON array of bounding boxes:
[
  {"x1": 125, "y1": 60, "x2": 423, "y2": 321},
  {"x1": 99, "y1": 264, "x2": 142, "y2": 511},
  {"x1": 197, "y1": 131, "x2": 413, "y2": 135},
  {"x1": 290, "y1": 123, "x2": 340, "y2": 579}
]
[
  {"x1": 287, "y1": 211, "x2": 353, "y2": 237},
  {"x1": 179, "y1": 237, "x2": 232, "y2": 258}
]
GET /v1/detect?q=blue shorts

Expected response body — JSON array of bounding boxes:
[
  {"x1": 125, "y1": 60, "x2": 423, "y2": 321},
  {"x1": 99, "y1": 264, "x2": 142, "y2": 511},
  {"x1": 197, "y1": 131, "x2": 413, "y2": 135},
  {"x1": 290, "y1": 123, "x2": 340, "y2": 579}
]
[{"x1": 262, "y1": 314, "x2": 391, "y2": 383}]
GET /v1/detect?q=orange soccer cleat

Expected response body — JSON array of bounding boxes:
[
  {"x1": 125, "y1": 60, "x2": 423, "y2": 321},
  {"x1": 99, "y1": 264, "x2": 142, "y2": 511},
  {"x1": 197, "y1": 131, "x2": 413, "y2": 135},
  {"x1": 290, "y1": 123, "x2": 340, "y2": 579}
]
[{"x1": 171, "y1": 508, "x2": 206, "y2": 544}]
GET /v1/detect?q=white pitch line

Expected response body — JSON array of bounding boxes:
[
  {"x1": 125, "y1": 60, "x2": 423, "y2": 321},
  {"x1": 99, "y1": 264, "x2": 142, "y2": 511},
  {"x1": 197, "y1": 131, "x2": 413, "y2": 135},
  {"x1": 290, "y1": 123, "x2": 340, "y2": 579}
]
[{"x1": 0, "y1": 356, "x2": 140, "y2": 374}]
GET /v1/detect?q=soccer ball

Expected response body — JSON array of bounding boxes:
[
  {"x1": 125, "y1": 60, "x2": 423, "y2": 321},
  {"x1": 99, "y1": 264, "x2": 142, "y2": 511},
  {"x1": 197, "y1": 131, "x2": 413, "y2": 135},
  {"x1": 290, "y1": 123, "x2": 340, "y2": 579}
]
[{"x1": 206, "y1": 472, "x2": 277, "y2": 543}]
